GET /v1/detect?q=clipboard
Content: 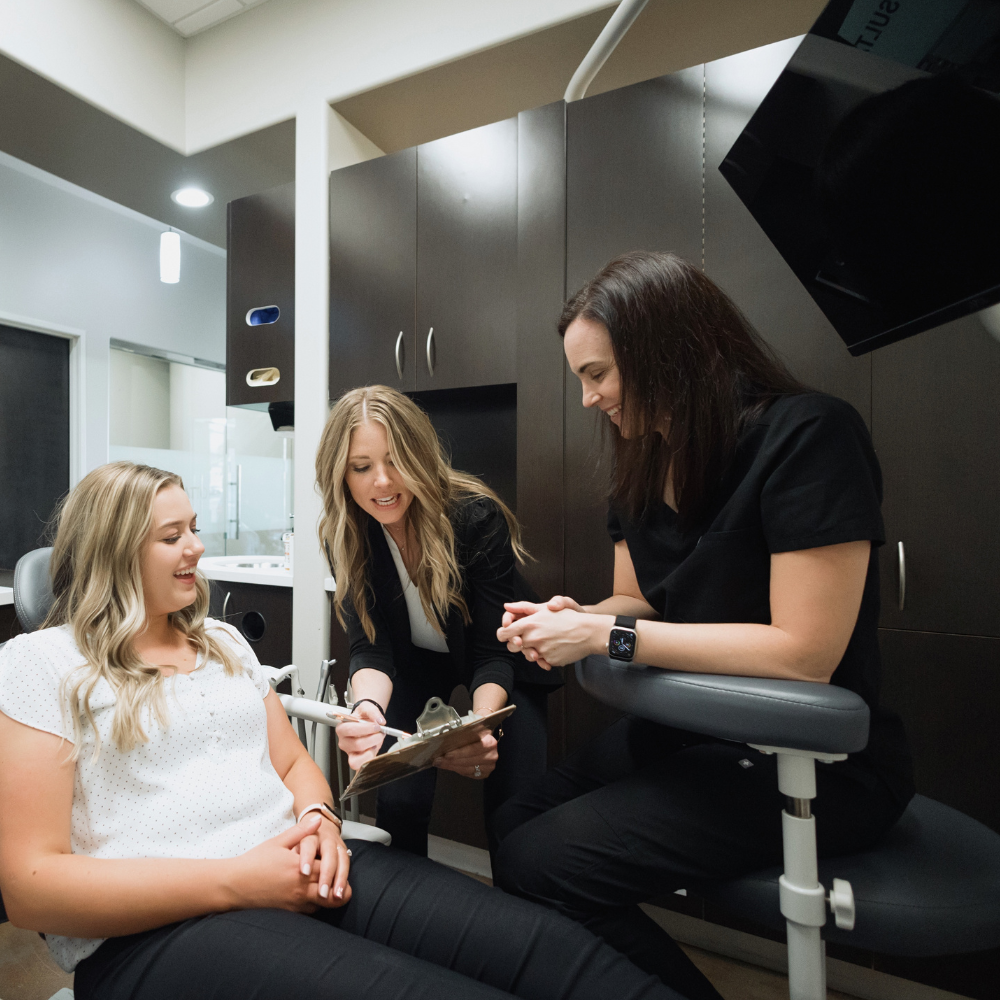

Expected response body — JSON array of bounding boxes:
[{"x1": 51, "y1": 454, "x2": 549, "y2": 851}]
[{"x1": 341, "y1": 696, "x2": 516, "y2": 799}]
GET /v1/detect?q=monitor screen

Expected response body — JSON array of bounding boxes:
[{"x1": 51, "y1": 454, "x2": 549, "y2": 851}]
[{"x1": 720, "y1": 0, "x2": 1000, "y2": 354}]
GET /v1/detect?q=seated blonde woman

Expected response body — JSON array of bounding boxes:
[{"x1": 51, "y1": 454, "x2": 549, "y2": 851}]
[
  {"x1": 318, "y1": 386, "x2": 559, "y2": 857},
  {"x1": 0, "y1": 462, "x2": 681, "y2": 1000}
]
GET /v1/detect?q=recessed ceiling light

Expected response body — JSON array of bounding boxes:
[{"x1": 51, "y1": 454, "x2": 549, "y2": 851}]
[{"x1": 171, "y1": 187, "x2": 214, "y2": 208}]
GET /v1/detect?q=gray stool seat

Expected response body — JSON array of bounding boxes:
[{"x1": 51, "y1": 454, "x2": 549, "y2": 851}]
[
  {"x1": 702, "y1": 794, "x2": 1000, "y2": 956},
  {"x1": 576, "y1": 655, "x2": 870, "y2": 754}
]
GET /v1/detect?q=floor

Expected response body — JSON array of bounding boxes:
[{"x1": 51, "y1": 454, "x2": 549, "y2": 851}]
[{"x1": 0, "y1": 884, "x2": 854, "y2": 1000}]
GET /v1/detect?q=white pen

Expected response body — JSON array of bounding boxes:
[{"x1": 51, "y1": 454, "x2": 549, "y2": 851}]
[{"x1": 326, "y1": 703, "x2": 411, "y2": 740}]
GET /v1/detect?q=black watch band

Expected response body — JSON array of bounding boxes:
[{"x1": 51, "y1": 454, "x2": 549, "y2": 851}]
[{"x1": 608, "y1": 615, "x2": 638, "y2": 662}]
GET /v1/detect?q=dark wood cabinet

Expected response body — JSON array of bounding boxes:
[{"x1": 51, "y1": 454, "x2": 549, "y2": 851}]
[
  {"x1": 226, "y1": 183, "x2": 296, "y2": 406},
  {"x1": 328, "y1": 119, "x2": 518, "y2": 400},
  {"x1": 872, "y1": 316, "x2": 1000, "y2": 638},
  {"x1": 329, "y1": 149, "x2": 417, "y2": 399},
  {"x1": 415, "y1": 118, "x2": 518, "y2": 391}
]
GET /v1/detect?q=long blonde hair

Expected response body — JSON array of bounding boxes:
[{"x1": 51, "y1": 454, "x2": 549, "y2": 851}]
[
  {"x1": 317, "y1": 385, "x2": 528, "y2": 643},
  {"x1": 43, "y1": 461, "x2": 242, "y2": 755}
]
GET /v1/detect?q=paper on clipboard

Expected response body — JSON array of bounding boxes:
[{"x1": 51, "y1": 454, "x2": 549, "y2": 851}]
[{"x1": 341, "y1": 698, "x2": 516, "y2": 799}]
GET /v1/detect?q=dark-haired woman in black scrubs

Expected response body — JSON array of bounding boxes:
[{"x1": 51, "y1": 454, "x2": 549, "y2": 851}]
[{"x1": 492, "y1": 251, "x2": 914, "y2": 1000}]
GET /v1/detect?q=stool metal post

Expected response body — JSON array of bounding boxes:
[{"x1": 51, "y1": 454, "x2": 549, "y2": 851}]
[{"x1": 752, "y1": 745, "x2": 850, "y2": 1000}]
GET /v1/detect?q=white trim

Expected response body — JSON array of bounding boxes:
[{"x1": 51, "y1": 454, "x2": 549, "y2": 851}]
[{"x1": 0, "y1": 310, "x2": 87, "y2": 486}]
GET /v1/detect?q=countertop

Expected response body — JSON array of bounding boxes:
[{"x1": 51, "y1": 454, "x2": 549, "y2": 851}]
[
  {"x1": 198, "y1": 556, "x2": 336, "y2": 593},
  {"x1": 0, "y1": 587, "x2": 12, "y2": 607}
]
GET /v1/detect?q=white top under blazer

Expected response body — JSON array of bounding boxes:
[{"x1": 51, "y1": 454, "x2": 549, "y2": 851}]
[
  {"x1": 382, "y1": 526, "x2": 450, "y2": 653},
  {"x1": 0, "y1": 619, "x2": 295, "y2": 972}
]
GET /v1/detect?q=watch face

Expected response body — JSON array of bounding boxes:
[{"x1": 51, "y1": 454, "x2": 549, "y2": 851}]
[{"x1": 609, "y1": 628, "x2": 636, "y2": 660}]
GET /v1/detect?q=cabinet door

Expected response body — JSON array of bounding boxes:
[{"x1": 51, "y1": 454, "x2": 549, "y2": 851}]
[
  {"x1": 329, "y1": 149, "x2": 416, "y2": 398},
  {"x1": 416, "y1": 118, "x2": 518, "y2": 391},
  {"x1": 873, "y1": 315, "x2": 1000, "y2": 637},
  {"x1": 227, "y1": 183, "x2": 295, "y2": 406}
]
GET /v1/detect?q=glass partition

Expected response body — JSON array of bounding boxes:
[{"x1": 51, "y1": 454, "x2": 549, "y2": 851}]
[{"x1": 109, "y1": 346, "x2": 292, "y2": 557}]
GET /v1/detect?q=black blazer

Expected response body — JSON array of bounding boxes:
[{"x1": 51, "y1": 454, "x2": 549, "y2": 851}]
[{"x1": 343, "y1": 497, "x2": 559, "y2": 694}]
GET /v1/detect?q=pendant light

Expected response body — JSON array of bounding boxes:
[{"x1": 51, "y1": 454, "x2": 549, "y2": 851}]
[{"x1": 160, "y1": 231, "x2": 180, "y2": 284}]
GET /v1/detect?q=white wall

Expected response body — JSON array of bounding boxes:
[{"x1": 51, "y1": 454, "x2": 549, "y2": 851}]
[
  {"x1": 184, "y1": 0, "x2": 611, "y2": 150},
  {"x1": 0, "y1": 0, "x2": 186, "y2": 150},
  {"x1": 0, "y1": 0, "x2": 610, "y2": 154},
  {"x1": 0, "y1": 150, "x2": 226, "y2": 477}
]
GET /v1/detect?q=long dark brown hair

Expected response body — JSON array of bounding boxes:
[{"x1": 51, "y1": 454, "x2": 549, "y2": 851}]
[{"x1": 559, "y1": 251, "x2": 806, "y2": 523}]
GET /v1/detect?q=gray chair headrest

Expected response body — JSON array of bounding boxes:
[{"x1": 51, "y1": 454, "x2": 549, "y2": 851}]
[{"x1": 13, "y1": 547, "x2": 55, "y2": 633}]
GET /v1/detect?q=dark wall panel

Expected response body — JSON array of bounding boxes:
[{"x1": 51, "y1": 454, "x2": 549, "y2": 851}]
[
  {"x1": 0, "y1": 324, "x2": 69, "y2": 570},
  {"x1": 562, "y1": 70, "x2": 703, "y2": 755},
  {"x1": 879, "y1": 628, "x2": 1000, "y2": 833},
  {"x1": 410, "y1": 383, "x2": 517, "y2": 513}
]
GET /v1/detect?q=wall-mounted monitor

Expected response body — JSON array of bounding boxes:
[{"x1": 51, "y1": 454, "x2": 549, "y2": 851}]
[{"x1": 720, "y1": 0, "x2": 1000, "y2": 355}]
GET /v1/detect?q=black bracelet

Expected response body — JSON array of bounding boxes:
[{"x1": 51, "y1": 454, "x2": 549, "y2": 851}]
[{"x1": 353, "y1": 697, "x2": 385, "y2": 718}]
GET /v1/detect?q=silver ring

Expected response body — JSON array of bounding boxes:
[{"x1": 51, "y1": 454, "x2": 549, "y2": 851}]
[
  {"x1": 345, "y1": 848, "x2": 353, "y2": 857},
  {"x1": 474, "y1": 765, "x2": 482, "y2": 778}
]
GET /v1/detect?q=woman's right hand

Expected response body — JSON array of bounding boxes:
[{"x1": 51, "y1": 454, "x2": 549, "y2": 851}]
[
  {"x1": 228, "y1": 814, "x2": 351, "y2": 913},
  {"x1": 335, "y1": 700, "x2": 386, "y2": 770}
]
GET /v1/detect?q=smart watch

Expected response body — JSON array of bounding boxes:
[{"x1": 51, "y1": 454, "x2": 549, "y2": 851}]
[{"x1": 607, "y1": 615, "x2": 638, "y2": 662}]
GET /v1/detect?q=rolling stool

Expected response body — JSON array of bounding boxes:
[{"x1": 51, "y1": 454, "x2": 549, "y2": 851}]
[{"x1": 576, "y1": 654, "x2": 1000, "y2": 1000}]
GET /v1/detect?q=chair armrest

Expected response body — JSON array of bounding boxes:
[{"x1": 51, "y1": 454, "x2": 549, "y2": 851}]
[{"x1": 575, "y1": 655, "x2": 870, "y2": 754}]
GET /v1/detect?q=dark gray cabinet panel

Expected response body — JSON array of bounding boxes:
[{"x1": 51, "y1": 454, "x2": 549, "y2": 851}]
[
  {"x1": 226, "y1": 183, "x2": 295, "y2": 406},
  {"x1": 704, "y1": 51, "x2": 871, "y2": 423},
  {"x1": 329, "y1": 149, "x2": 417, "y2": 398},
  {"x1": 872, "y1": 316, "x2": 1000, "y2": 637},
  {"x1": 563, "y1": 70, "x2": 703, "y2": 615},
  {"x1": 209, "y1": 580, "x2": 291, "y2": 671},
  {"x1": 416, "y1": 118, "x2": 518, "y2": 391},
  {"x1": 562, "y1": 72, "x2": 703, "y2": 755},
  {"x1": 0, "y1": 324, "x2": 69, "y2": 570},
  {"x1": 880, "y1": 628, "x2": 1000, "y2": 833},
  {"x1": 516, "y1": 101, "x2": 566, "y2": 603}
]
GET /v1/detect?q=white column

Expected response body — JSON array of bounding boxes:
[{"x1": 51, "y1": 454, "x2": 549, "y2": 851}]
[
  {"x1": 292, "y1": 99, "x2": 334, "y2": 700},
  {"x1": 292, "y1": 100, "x2": 383, "y2": 704}
]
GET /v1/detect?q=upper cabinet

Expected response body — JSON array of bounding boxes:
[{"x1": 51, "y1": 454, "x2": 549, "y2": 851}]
[
  {"x1": 415, "y1": 118, "x2": 518, "y2": 391},
  {"x1": 226, "y1": 183, "x2": 295, "y2": 406},
  {"x1": 329, "y1": 149, "x2": 417, "y2": 397},
  {"x1": 328, "y1": 118, "x2": 518, "y2": 400}
]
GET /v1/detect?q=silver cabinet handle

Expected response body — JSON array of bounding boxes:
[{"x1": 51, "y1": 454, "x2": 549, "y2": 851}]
[
  {"x1": 394, "y1": 331, "x2": 405, "y2": 380},
  {"x1": 425, "y1": 327, "x2": 435, "y2": 377},
  {"x1": 897, "y1": 541, "x2": 906, "y2": 611}
]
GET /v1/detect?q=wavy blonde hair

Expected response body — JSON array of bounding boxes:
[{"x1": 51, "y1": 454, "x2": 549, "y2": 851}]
[
  {"x1": 43, "y1": 461, "x2": 242, "y2": 755},
  {"x1": 317, "y1": 385, "x2": 528, "y2": 643}
]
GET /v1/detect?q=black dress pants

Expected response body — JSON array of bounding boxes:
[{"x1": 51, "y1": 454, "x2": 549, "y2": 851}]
[
  {"x1": 377, "y1": 646, "x2": 549, "y2": 857},
  {"x1": 491, "y1": 717, "x2": 907, "y2": 1000},
  {"x1": 74, "y1": 841, "x2": 682, "y2": 1000}
]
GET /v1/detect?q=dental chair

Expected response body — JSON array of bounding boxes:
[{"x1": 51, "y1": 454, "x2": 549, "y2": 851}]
[{"x1": 576, "y1": 655, "x2": 1000, "y2": 1000}]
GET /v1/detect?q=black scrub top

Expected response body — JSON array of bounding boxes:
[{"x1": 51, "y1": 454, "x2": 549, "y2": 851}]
[{"x1": 608, "y1": 392, "x2": 914, "y2": 808}]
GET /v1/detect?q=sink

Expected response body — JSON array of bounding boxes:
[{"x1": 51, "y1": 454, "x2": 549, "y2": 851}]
[{"x1": 199, "y1": 555, "x2": 292, "y2": 588}]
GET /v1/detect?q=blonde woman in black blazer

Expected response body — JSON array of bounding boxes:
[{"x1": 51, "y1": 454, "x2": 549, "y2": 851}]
[{"x1": 316, "y1": 385, "x2": 558, "y2": 857}]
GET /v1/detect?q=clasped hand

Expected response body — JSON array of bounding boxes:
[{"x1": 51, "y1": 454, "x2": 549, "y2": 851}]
[
  {"x1": 335, "y1": 701, "x2": 498, "y2": 780},
  {"x1": 234, "y1": 813, "x2": 351, "y2": 913},
  {"x1": 497, "y1": 596, "x2": 599, "y2": 669}
]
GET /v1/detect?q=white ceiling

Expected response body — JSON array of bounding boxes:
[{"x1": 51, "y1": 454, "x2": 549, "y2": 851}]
[{"x1": 135, "y1": 0, "x2": 273, "y2": 37}]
